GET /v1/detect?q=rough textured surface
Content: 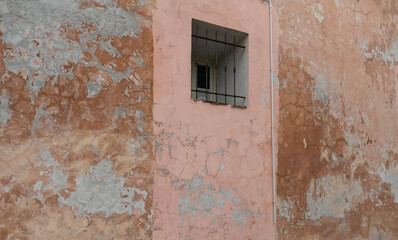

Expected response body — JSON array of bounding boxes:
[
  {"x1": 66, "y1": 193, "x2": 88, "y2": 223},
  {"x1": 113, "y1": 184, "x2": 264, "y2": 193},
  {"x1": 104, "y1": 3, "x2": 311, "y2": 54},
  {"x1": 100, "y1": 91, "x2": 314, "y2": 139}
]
[
  {"x1": 2, "y1": 0, "x2": 398, "y2": 239},
  {"x1": 0, "y1": 0, "x2": 154, "y2": 239},
  {"x1": 276, "y1": 0, "x2": 398, "y2": 239}
]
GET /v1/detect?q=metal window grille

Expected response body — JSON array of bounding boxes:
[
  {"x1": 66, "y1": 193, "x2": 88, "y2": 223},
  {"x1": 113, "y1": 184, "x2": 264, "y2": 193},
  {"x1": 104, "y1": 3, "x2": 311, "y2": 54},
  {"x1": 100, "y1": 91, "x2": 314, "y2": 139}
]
[{"x1": 191, "y1": 19, "x2": 248, "y2": 107}]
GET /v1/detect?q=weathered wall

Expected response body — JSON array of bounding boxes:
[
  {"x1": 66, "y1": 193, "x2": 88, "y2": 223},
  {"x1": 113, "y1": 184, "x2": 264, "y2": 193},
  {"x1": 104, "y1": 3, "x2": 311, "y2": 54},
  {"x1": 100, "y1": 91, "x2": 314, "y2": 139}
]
[
  {"x1": 276, "y1": 0, "x2": 398, "y2": 239},
  {"x1": 3, "y1": 0, "x2": 397, "y2": 239},
  {"x1": 152, "y1": 0, "x2": 275, "y2": 239},
  {"x1": 0, "y1": 0, "x2": 154, "y2": 239}
]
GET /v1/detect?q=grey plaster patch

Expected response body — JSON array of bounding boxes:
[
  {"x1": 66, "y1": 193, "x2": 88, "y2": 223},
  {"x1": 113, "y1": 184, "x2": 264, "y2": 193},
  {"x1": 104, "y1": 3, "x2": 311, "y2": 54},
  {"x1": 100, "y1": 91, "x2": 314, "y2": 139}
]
[
  {"x1": 40, "y1": 150, "x2": 59, "y2": 168},
  {"x1": 33, "y1": 181, "x2": 42, "y2": 191},
  {"x1": 227, "y1": 138, "x2": 238, "y2": 148},
  {"x1": 361, "y1": 38, "x2": 398, "y2": 68},
  {"x1": 34, "y1": 150, "x2": 68, "y2": 201},
  {"x1": 44, "y1": 168, "x2": 68, "y2": 193},
  {"x1": 310, "y1": 3, "x2": 324, "y2": 23},
  {"x1": 0, "y1": 89, "x2": 13, "y2": 127},
  {"x1": 213, "y1": 149, "x2": 227, "y2": 156},
  {"x1": 58, "y1": 158, "x2": 148, "y2": 218},
  {"x1": 114, "y1": 106, "x2": 127, "y2": 119},
  {"x1": 378, "y1": 163, "x2": 398, "y2": 203},
  {"x1": 231, "y1": 208, "x2": 259, "y2": 227},
  {"x1": 31, "y1": 107, "x2": 54, "y2": 137},
  {"x1": 100, "y1": 39, "x2": 122, "y2": 57},
  {"x1": 219, "y1": 165, "x2": 225, "y2": 171},
  {"x1": 87, "y1": 82, "x2": 103, "y2": 98},
  {"x1": 344, "y1": 130, "x2": 361, "y2": 148},
  {"x1": 146, "y1": 208, "x2": 154, "y2": 231},
  {"x1": 32, "y1": 180, "x2": 44, "y2": 203},
  {"x1": 3, "y1": 186, "x2": 11, "y2": 193},
  {"x1": 279, "y1": 199, "x2": 294, "y2": 221},
  {"x1": 175, "y1": 175, "x2": 258, "y2": 226},
  {"x1": 305, "y1": 175, "x2": 366, "y2": 220},
  {"x1": 311, "y1": 75, "x2": 329, "y2": 112},
  {"x1": 261, "y1": 90, "x2": 267, "y2": 104},
  {"x1": 126, "y1": 136, "x2": 148, "y2": 158},
  {"x1": 135, "y1": 109, "x2": 146, "y2": 133},
  {"x1": 88, "y1": 144, "x2": 100, "y2": 156}
]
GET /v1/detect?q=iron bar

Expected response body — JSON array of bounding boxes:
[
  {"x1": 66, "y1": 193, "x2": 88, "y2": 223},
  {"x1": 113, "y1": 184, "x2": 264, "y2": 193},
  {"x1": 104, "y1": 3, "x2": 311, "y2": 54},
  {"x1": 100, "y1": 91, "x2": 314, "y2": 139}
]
[
  {"x1": 195, "y1": 26, "x2": 198, "y2": 100},
  {"x1": 205, "y1": 29, "x2": 208, "y2": 102},
  {"x1": 233, "y1": 36, "x2": 236, "y2": 106},
  {"x1": 192, "y1": 34, "x2": 245, "y2": 49},
  {"x1": 224, "y1": 33, "x2": 227, "y2": 104},
  {"x1": 191, "y1": 89, "x2": 245, "y2": 99},
  {"x1": 215, "y1": 31, "x2": 218, "y2": 103}
]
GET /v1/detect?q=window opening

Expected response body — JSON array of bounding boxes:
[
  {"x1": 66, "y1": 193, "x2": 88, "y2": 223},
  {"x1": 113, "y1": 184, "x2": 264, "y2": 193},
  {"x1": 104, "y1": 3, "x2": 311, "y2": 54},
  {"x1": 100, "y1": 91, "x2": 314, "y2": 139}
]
[{"x1": 191, "y1": 19, "x2": 248, "y2": 107}]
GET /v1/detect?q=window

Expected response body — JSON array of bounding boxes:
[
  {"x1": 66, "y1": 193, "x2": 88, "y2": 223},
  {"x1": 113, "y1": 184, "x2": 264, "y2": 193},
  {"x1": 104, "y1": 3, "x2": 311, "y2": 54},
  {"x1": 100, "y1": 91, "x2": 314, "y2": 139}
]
[{"x1": 191, "y1": 19, "x2": 249, "y2": 107}]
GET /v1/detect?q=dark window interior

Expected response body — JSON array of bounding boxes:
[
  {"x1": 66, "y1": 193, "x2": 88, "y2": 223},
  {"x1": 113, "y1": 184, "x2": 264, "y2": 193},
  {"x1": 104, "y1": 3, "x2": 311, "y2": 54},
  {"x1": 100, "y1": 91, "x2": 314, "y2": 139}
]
[{"x1": 197, "y1": 65, "x2": 210, "y2": 89}]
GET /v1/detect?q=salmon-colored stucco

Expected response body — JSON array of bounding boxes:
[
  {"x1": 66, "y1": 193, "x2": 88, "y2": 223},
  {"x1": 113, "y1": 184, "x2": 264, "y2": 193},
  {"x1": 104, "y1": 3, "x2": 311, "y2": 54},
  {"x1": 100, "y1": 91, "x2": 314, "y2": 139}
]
[{"x1": 152, "y1": 0, "x2": 276, "y2": 238}]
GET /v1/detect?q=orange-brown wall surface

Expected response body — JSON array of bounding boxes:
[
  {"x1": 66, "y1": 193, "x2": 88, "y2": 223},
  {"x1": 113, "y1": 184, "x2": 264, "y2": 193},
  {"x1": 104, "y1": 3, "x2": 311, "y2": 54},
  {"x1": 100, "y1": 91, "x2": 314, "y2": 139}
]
[
  {"x1": 276, "y1": 0, "x2": 398, "y2": 239},
  {"x1": 0, "y1": 0, "x2": 155, "y2": 239}
]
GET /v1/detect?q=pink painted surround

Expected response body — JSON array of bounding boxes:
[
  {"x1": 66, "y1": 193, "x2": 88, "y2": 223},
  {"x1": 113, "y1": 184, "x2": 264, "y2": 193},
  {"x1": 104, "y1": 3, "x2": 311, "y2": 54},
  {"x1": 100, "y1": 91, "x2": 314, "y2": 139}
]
[{"x1": 153, "y1": 0, "x2": 276, "y2": 238}]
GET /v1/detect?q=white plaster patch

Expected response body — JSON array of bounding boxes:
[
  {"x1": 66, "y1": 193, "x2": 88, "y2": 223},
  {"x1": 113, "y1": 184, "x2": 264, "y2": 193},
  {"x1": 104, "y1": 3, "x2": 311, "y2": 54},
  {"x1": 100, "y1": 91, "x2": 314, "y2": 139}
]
[{"x1": 312, "y1": 75, "x2": 329, "y2": 113}]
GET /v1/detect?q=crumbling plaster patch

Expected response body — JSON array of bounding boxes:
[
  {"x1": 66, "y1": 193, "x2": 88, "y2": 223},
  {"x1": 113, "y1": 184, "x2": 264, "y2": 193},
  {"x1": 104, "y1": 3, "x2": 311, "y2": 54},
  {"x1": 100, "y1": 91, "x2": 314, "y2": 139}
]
[
  {"x1": 32, "y1": 150, "x2": 149, "y2": 218},
  {"x1": 306, "y1": 175, "x2": 366, "y2": 221},
  {"x1": 59, "y1": 158, "x2": 148, "y2": 217}
]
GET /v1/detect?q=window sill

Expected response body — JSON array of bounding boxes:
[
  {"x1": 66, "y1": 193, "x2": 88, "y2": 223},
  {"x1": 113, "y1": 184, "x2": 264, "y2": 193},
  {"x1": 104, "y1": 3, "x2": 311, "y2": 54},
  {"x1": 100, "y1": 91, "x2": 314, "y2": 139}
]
[{"x1": 192, "y1": 99, "x2": 247, "y2": 109}]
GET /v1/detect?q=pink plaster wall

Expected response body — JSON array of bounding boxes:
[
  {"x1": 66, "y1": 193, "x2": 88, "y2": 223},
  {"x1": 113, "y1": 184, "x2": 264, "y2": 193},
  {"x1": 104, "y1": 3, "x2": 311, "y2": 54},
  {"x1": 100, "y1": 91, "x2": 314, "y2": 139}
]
[{"x1": 152, "y1": 0, "x2": 276, "y2": 238}]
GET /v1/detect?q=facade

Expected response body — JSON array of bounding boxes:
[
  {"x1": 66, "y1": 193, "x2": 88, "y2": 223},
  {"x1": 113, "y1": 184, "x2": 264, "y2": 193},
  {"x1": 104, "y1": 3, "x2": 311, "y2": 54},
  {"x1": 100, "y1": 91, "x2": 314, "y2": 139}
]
[{"x1": 0, "y1": 0, "x2": 397, "y2": 240}]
